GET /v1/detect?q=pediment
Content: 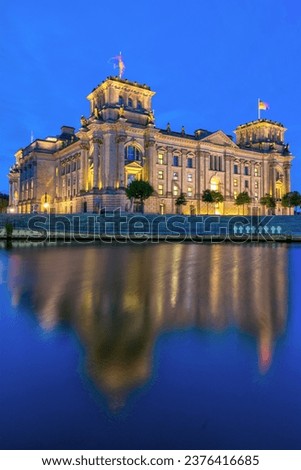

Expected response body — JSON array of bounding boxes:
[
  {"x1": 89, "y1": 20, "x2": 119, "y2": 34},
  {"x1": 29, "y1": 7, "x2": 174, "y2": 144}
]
[
  {"x1": 125, "y1": 161, "x2": 143, "y2": 169},
  {"x1": 201, "y1": 131, "x2": 238, "y2": 148}
]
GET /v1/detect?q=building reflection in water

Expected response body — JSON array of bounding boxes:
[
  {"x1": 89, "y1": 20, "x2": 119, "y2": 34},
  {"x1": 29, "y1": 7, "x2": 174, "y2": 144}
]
[{"x1": 7, "y1": 243, "x2": 288, "y2": 405}]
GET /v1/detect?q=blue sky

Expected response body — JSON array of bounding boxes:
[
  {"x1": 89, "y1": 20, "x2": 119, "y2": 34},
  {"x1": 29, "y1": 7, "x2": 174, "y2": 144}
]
[{"x1": 1, "y1": 0, "x2": 301, "y2": 193}]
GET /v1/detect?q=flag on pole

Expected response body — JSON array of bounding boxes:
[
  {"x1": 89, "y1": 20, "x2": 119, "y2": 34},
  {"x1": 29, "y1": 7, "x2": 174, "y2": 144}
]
[{"x1": 258, "y1": 100, "x2": 269, "y2": 110}]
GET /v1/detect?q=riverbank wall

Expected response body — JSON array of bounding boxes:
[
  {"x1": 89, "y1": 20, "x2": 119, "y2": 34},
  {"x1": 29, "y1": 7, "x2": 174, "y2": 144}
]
[{"x1": 1, "y1": 212, "x2": 301, "y2": 243}]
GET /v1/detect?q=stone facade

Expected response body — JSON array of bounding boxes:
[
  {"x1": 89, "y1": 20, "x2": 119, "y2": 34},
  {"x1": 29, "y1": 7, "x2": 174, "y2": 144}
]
[{"x1": 8, "y1": 76, "x2": 294, "y2": 215}]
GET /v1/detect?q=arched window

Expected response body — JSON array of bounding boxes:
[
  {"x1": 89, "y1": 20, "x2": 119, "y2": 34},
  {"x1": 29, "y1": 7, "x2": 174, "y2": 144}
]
[
  {"x1": 124, "y1": 145, "x2": 142, "y2": 162},
  {"x1": 137, "y1": 100, "x2": 142, "y2": 110},
  {"x1": 128, "y1": 97, "x2": 133, "y2": 107},
  {"x1": 210, "y1": 176, "x2": 220, "y2": 192},
  {"x1": 118, "y1": 95, "x2": 124, "y2": 105}
]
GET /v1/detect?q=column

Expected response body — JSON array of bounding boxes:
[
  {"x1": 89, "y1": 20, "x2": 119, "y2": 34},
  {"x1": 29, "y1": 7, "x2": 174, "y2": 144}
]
[
  {"x1": 283, "y1": 163, "x2": 291, "y2": 194},
  {"x1": 145, "y1": 139, "x2": 156, "y2": 183},
  {"x1": 92, "y1": 137, "x2": 102, "y2": 189},
  {"x1": 166, "y1": 146, "x2": 173, "y2": 196},
  {"x1": 80, "y1": 141, "x2": 89, "y2": 191},
  {"x1": 116, "y1": 135, "x2": 126, "y2": 188},
  {"x1": 181, "y1": 150, "x2": 187, "y2": 195},
  {"x1": 224, "y1": 154, "x2": 232, "y2": 200}
]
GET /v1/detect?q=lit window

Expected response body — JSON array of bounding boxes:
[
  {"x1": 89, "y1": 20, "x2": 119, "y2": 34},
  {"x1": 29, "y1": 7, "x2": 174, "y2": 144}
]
[
  {"x1": 173, "y1": 172, "x2": 178, "y2": 180},
  {"x1": 233, "y1": 179, "x2": 238, "y2": 187},
  {"x1": 158, "y1": 170, "x2": 164, "y2": 179},
  {"x1": 234, "y1": 191, "x2": 238, "y2": 199},
  {"x1": 158, "y1": 184, "x2": 164, "y2": 195},
  {"x1": 187, "y1": 173, "x2": 193, "y2": 182},
  {"x1": 158, "y1": 153, "x2": 164, "y2": 164},
  {"x1": 173, "y1": 185, "x2": 179, "y2": 196},
  {"x1": 187, "y1": 187, "x2": 193, "y2": 197},
  {"x1": 255, "y1": 181, "x2": 259, "y2": 189},
  {"x1": 187, "y1": 157, "x2": 193, "y2": 168},
  {"x1": 125, "y1": 145, "x2": 142, "y2": 162},
  {"x1": 234, "y1": 164, "x2": 239, "y2": 174},
  {"x1": 254, "y1": 167, "x2": 259, "y2": 177},
  {"x1": 255, "y1": 192, "x2": 258, "y2": 199},
  {"x1": 173, "y1": 155, "x2": 179, "y2": 166},
  {"x1": 55, "y1": 167, "x2": 58, "y2": 176}
]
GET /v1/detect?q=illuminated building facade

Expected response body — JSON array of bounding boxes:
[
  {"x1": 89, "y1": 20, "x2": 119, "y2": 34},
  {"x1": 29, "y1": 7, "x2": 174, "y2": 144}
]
[{"x1": 8, "y1": 76, "x2": 293, "y2": 214}]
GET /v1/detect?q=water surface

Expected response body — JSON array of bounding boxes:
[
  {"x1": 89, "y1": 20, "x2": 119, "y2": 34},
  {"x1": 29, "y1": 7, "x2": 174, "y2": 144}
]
[{"x1": 0, "y1": 242, "x2": 300, "y2": 449}]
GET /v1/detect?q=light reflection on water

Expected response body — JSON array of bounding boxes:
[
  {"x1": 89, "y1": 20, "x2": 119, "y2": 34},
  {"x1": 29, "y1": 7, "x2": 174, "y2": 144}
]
[{"x1": 5, "y1": 243, "x2": 288, "y2": 404}]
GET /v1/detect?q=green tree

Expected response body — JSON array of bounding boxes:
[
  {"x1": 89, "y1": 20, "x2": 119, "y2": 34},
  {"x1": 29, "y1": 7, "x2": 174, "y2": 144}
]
[
  {"x1": 0, "y1": 193, "x2": 9, "y2": 213},
  {"x1": 260, "y1": 194, "x2": 276, "y2": 213},
  {"x1": 175, "y1": 192, "x2": 187, "y2": 214},
  {"x1": 125, "y1": 180, "x2": 154, "y2": 213},
  {"x1": 234, "y1": 191, "x2": 251, "y2": 215},
  {"x1": 281, "y1": 191, "x2": 301, "y2": 210},
  {"x1": 202, "y1": 189, "x2": 224, "y2": 214}
]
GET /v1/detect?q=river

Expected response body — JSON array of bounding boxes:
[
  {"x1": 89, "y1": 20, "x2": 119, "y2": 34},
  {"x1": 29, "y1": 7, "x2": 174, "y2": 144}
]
[{"x1": 0, "y1": 242, "x2": 300, "y2": 449}]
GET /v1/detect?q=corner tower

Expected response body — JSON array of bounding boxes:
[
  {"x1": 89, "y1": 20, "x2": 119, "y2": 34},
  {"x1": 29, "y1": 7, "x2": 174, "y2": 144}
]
[{"x1": 87, "y1": 76, "x2": 156, "y2": 126}]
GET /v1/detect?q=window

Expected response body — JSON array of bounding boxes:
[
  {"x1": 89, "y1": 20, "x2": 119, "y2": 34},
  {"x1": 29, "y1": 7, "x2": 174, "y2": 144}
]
[
  {"x1": 234, "y1": 190, "x2": 238, "y2": 199},
  {"x1": 173, "y1": 172, "x2": 178, "y2": 180},
  {"x1": 187, "y1": 173, "x2": 193, "y2": 182},
  {"x1": 118, "y1": 95, "x2": 124, "y2": 105},
  {"x1": 173, "y1": 184, "x2": 179, "y2": 196},
  {"x1": 187, "y1": 157, "x2": 193, "y2": 168},
  {"x1": 244, "y1": 166, "x2": 249, "y2": 176},
  {"x1": 158, "y1": 184, "x2": 164, "y2": 195},
  {"x1": 125, "y1": 145, "x2": 142, "y2": 162},
  {"x1": 254, "y1": 181, "x2": 259, "y2": 189},
  {"x1": 254, "y1": 192, "x2": 258, "y2": 199},
  {"x1": 158, "y1": 153, "x2": 164, "y2": 164},
  {"x1": 245, "y1": 180, "x2": 249, "y2": 189},
  {"x1": 55, "y1": 167, "x2": 58, "y2": 176},
  {"x1": 128, "y1": 98, "x2": 133, "y2": 107},
  {"x1": 173, "y1": 155, "x2": 179, "y2": 166},
  {"x1": 254, "y1": 167, "x2": 259, "y2": 177},
  {"x1": 137, "y1": 100, "x2": 142, "y2": 110},
  {"x1": 187, "y1": 187, "x2": 193, "y2": 197},
  {"x1": 233, "y1": 179, "x2": 238, "y2": 187},
  {"x1": 234, "y1": 164, "x2": 239, "y2": 174},
  {"x1": 158, "y1": 170, "x2": 164, "y2": 179}
]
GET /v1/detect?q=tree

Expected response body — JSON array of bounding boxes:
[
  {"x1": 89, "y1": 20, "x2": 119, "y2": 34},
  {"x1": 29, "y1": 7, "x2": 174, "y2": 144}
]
[
  {"x1": 234, "y1": 191, "x2": 251, "y2": 215},
  {"x1": 125, "y1": 180, "x2": 154, "y2": 213},
  {"x1": 175, "y1": 192, "x2": 187, "y2": 214},
  {"x1": 281, "y1": 191, "x2": 301, "y2": 210},
  {"x1": 260, "y1": 194, "x2": 276, "y2": 213},
  {"x1": 202, "y1": 189, "x2": 224, "y2": 214},
  {"x1": 0, "y1": 193, "x2": 9, "y2": 213}
]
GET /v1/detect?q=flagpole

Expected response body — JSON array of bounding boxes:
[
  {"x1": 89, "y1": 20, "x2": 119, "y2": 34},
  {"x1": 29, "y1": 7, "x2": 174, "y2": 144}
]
[{"x1": 258, "y1": 98, "x2": 260, "y2": 120}]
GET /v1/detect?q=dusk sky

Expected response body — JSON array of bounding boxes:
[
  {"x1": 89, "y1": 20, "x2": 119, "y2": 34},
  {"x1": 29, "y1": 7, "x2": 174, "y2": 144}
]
[{"x1": 1, "y1": 0, "x2": 300, "y2": 193}]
